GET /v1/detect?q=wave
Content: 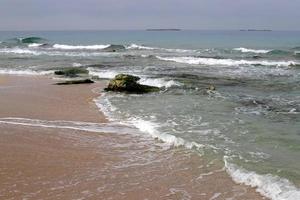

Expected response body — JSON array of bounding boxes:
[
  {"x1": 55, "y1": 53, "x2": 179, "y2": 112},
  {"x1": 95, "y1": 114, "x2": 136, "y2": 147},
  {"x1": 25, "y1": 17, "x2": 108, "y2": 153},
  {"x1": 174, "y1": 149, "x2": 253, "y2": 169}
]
[
  {"x1": 126, "y1": 44, "x2": 156, "y2": 50},
  {"x1": 126, "y1": 43, "x2": 196, "y2": 53},
  {"x1": 0, "y1": 48, "x2": 41, "y2": 55},
  {"x1": 130, "y1": 118, "x2": 204, "y2": 149},
  {"x1": 268, "y1": 49, "x2": 291, "y2": 56},
  {"x1": 234, "y1": 47, "x2": 272, "y2": 54},
  {"x1": 224, "y1": 157, "x2": 300, "y2": 200},
  {"x1": 96, "y1": 93, "x2": 300, "y2": 200},
  {"x1": 156, "y1": 56, "x2": 298, "y2": 67},
  {"x1": 28, "y1": 43, "x2": 46, "y2": 48},
  {"x1": 139, "y1": 78, "x2": 181, "y2": 88},
  {"x1": 53, "y1": 44, "x2": 110, "y2": 50},
  {"x1": 19, "y1": 37, "x2": 45, "y2": 44},
  {"x1": 0, "y1": 48, "x2": 118, "y2": 57},
  {"x1": 0, "y1": 68, "x2": 53, "y2": 75},
  {"x1": 87, "y1": 68, "x2": 119, "y2": 79}
]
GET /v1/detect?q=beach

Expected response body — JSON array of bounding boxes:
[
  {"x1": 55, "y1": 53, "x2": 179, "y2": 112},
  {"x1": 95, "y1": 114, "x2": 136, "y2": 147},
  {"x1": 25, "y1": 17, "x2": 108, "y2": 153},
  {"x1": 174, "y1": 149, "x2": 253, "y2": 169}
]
[{"x1": 0, "y1": 75, "x2": 266, "y2": 199}]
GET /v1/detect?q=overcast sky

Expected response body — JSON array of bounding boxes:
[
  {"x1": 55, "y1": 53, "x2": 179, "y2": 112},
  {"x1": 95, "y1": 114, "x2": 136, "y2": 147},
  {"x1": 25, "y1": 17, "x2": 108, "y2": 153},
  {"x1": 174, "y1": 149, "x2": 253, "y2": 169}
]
[{"x1": 0, "y1": 0, "x2": 299, "y2": 31}]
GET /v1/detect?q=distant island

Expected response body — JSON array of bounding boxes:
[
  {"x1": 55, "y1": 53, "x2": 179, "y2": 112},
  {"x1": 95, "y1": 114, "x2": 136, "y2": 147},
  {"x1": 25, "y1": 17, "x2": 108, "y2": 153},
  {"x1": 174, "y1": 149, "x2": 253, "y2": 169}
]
[
  {"x1": 240, "y1": 29, "x2": 272, "y2": 32},
  {"x1": 146, "y1": 29, "x2": 181, "y2": 31}
]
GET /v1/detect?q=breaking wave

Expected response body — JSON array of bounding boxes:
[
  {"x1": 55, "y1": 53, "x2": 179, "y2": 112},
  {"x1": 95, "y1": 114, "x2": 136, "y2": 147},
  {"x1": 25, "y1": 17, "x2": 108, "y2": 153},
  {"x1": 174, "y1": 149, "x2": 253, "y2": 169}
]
[
  {"x1": 234, "y1": 47, "x2": 272, "y2": 54},
  {"x1": 157, "y1": 56, "x2": 298, "y2": 67},
  {"x1": 224, "y1": 157, "x2": 300, "y2": 200},
  {"x1": 53, "y1": 44, "x2": 110, "y2": 50},
  {"x1": 19, "y1": 37, "x2": 45, "y2": 44},
  {"x1": 126, "y1": 44, "x2": 156, "y2": 50}
]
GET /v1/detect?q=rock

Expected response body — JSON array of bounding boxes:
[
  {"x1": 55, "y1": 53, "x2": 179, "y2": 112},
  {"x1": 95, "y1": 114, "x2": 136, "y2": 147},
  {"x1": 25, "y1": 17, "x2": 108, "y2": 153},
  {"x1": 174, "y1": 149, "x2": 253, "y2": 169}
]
[
  {"x1": 54, "y1": 68, "x2": 88, "y2": 77},
  {"x1": 207, "y1": 85, "x2": 216, "y2": 91},
  {"x1": 252, "y1": 55, "x2": 262, "y2": 59},
  {"x1": 56, "y1": 79, "x2": 94, "y2": 85},
  {"x1": 103, "y1": 45, "x2": 126, "y2": 52},
  {"x1": 104, "y1": 74, "x2": 160, "y2": 93}
]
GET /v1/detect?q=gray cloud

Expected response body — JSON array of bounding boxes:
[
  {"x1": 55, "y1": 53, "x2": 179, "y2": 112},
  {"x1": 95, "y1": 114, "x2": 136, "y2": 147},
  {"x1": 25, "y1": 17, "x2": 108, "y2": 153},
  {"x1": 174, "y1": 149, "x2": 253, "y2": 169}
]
[{"x1": 0, "y1": 0, "x2": 299, "y2": 30}]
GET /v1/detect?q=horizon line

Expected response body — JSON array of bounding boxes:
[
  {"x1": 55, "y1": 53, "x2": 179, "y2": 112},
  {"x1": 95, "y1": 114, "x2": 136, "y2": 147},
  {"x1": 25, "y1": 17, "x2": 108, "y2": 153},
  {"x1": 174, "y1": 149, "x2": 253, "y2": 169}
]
[{"x1": 0, "y1": 28, "x2": 300, "y2": 32}]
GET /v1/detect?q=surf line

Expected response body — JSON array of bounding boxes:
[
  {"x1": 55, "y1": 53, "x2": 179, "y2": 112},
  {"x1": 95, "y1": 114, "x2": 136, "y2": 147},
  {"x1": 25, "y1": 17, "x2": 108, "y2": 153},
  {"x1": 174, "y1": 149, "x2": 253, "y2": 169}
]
[{"x1": 0, "y1": 117, "x2": 134, "y2": 133}]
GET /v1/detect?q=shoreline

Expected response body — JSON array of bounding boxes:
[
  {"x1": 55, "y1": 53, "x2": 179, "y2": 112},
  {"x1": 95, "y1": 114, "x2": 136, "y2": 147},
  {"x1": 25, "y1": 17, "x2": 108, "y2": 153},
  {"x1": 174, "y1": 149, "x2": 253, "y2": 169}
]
[{"x1": 0, "y1": 74, "x2": 266, "y2": 199}]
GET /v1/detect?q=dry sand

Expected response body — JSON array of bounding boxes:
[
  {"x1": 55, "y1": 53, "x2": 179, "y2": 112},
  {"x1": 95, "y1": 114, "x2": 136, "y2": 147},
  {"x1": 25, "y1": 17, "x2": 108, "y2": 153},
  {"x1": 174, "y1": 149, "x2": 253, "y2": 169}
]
[{"x1": 0, "y1": 75, "x2": 267, "y2": 200}]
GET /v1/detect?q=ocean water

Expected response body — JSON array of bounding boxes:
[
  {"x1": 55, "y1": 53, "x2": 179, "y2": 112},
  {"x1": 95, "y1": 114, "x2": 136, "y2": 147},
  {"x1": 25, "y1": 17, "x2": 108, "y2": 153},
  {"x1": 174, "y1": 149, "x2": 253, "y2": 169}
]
[{"x1": 0, "y1": 30, "x2": 300, "y2": 199}]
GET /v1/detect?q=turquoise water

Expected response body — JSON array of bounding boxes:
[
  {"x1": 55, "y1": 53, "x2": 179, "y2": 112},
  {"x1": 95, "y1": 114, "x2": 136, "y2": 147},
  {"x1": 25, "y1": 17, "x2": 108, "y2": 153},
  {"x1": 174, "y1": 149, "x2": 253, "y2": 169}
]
[{"x1": 0, "y1": 30, "x2": 300, "y2": 199}]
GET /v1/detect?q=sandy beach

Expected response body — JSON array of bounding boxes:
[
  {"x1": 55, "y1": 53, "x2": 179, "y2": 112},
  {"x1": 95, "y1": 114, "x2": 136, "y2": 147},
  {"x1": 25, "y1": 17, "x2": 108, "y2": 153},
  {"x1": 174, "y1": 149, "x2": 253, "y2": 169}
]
[{"x1": 0, "y1": 75, "x2": 266, "y2": 200}]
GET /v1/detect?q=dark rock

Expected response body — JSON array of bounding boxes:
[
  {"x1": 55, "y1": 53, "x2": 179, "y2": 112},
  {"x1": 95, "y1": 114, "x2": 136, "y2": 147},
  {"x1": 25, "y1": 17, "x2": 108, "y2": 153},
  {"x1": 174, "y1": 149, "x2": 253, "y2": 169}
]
[
  {"x1": 56, "y1": 79, "x2": 94, "y2": 85},
  {"x1": 252, "y1": 55, "x2": 262, "y2": 59},
  {"x1": 103, "y1": 45, "x2": 126, "y2": 52},
  {"x1": 54, "y1": 68, "x2": 88, "y2": 77},
  {"x1": 104, "y1": 74, "x2": 160, "y2": 93}
]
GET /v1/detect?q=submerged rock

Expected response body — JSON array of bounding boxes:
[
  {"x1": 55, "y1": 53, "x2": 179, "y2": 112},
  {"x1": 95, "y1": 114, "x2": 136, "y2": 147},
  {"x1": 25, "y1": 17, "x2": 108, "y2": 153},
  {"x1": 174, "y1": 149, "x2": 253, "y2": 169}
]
[
  {"x1": 56, "y1": 79, "x2": 94, "y2": 85},
  {"x1": 104, "y1": 74, "x2": 160, "y2": 93},
  {"x1": 54, "y1": 67, "x2": 88, "y2": 77}
]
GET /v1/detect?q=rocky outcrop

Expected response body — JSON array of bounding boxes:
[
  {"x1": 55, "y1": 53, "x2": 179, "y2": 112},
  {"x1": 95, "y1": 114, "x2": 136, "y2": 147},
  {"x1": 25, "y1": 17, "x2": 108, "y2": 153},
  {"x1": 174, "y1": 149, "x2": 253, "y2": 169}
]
[
  {"x1": 104, "y1": 74, "x2": 160, "y2": 93},
  {"x1": 54, "y1": 68, "x2": 89, "y2": 77}
]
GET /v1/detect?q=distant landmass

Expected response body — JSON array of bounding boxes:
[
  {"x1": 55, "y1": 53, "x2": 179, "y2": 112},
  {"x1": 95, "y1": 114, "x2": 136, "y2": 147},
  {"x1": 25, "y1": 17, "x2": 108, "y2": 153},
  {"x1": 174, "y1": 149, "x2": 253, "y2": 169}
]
[
  {"x1": 146, "y1": 29, "x2": 181, "y2": 31},
  {"x1": 240, "y1": 29, "x2": 272, "y2": 32}
]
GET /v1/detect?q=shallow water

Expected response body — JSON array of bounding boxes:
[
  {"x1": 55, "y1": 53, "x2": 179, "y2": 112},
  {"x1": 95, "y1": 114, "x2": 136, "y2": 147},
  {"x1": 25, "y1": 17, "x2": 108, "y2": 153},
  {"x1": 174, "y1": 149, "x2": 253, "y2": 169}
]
[{"x1": 0, "y1": 30, "x2": 300, "y2": 199}]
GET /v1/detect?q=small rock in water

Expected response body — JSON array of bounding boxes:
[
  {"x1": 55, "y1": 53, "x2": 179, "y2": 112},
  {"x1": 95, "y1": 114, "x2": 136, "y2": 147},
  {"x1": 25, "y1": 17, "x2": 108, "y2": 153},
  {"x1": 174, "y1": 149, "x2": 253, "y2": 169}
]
[{"x1": 104, "y1": 74, "x2": 160, "y2": 94}]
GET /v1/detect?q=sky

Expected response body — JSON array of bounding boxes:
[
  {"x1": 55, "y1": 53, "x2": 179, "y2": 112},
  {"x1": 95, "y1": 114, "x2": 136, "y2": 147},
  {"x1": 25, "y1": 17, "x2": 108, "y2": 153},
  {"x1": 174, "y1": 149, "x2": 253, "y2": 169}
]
[{"x1": 0, "y1": 0, "x2": 300, "y2": 31}]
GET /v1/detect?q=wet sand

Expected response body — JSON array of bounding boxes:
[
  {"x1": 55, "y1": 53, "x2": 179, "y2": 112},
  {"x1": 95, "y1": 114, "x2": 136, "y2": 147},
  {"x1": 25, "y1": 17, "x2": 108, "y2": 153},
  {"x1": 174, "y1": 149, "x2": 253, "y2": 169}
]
[{"x1": 0, "y1": 75, "x2": 266, "y2": 199}]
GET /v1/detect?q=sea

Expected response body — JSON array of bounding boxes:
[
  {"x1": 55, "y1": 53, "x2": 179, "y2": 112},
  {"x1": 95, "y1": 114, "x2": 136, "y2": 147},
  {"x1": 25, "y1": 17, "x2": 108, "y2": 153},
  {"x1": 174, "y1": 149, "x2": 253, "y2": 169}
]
[{"x1": 0, "y1": 30, "x2": 299, "y2": 199}]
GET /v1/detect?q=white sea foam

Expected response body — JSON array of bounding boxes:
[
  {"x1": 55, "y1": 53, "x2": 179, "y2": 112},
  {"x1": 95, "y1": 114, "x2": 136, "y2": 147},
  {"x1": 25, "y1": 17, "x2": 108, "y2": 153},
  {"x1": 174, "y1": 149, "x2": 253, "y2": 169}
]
[
  {"x1": 127, "y1": 43, "x2": 196, "y2": 53},
  {"x1": 87, "y1": 68, "x2": 119, "y2": 79},
  {"x1": 53, "y1": 44, "x2": 110, "y2": 50},
  {"x1": 156, "y1": 56, "x2": 297, "y2": 67},
  {"x1": 129, "y1": 118, "x2": 204, "y2": 149},
  {"x1": 0, "y1": 69, "x2": 53, "y2": 75},
  {"x1": 0, "y1": 117, "x2": 134, "y2": 134},
  {"x1": 72, "y1": 62, "x2": 83, "y2": 67},
  {"x1": 234, "y1": 47, "x2": 272, "y2": 54},
  {"x1": 224, "y1": 157, "x2": 300, "y2": 200},
  {"x1": 28, "y1": 43, "x2": 44, "y2": 48},
  {"x1": 127, "y1": 44, "x2": 156, "y2": 50},
  {"x1": 139, "y1": 78, "x2": 181, "y2": 88},
  {"x1": 95, "y1": 95, "x2": 205, "y2": 150},
  {"x1": 0, "y1": 48, "x2": 41, "y2": 55},
  {"x1": 0, "y1": 48, "x2": 117, "y2": 57}
]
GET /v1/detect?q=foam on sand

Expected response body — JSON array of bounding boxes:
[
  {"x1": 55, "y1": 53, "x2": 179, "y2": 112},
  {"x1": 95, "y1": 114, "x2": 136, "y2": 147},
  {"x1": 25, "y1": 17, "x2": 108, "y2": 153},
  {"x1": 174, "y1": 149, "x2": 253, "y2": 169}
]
[
  {"x1": 0, "y1": 117, "x2": 134, "y2": 134},
  {"x1": 0, "y1": 68, "x2": 53, "y2": 75}
]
